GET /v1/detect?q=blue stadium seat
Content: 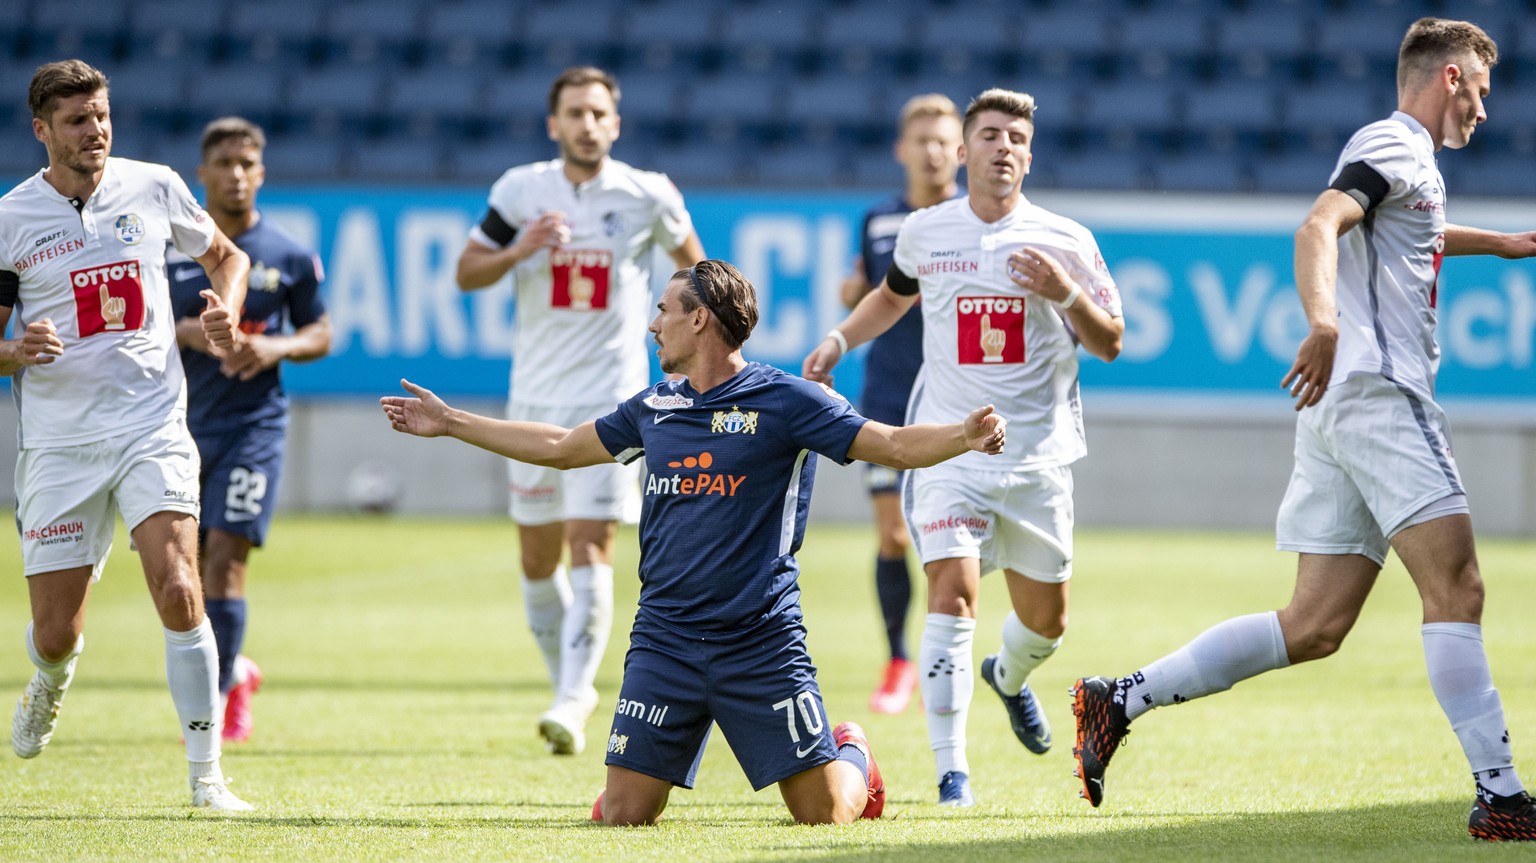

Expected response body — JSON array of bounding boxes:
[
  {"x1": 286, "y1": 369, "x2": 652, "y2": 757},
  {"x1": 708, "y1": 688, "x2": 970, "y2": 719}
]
[
  {"x1": 0, "y1": 2, "x2": 28, "y2": 43},
  {"x1": 124, "y1": 0, "x2": 227, "y2": 61},
  {"x1": 1281, "y1": 82, "x2": 1390, "y2": 138},
  {"x1": 1455, "y1": 154, "x2": 1536, "y2": 198},
  {"x1": 285, "y1": 64, "x2": 387, "y2": 118},
  {"x1": 682, "y1": 75, "x2": 784, "y2": 127},
  {"x1": 348, "y1": 137, "x2": 446, "y2": 183},
  {"x1": 1152, "y1": 151, "x2": 1249, "y2": 193},
  {"x1": 749, "y1": 147, "x2": 848, "y2": 187},
  {"x1": 1081, "y1": 80, "x2": 1181, "y2": 133},
  {"x1": 1019, "y1": 9, "x2": 1114, "y2": 59},
  {"x1": 849, "y1": 146, "x2": 904, "y2": 189},
  {"x1": 483, "y1": 69, "x2": 561, "y2": 128},
  {"x1": 1117, "y1": 8, "x2": 1214, "y2": 56},
  {"x1": 139, "y1": 129, "x2": 204, "y2": 183},
  {"x1": 185, "y1": 66, "x2": 287, "y2": 123},
  {"x1": 1314, "y1": 9, "x2": 1426, "y2": 66},
  {"x1": 645, "y1": 141, "x2": 745, "y2": 185},
  {"x1": 1250, "y1": 152, "x2": 1331, "y2": 195},
  {"x1": 1051, "y1": 151, "x2": 1147, "y2": 191},
  {"x1": 895, "y1": 70, "x2": 994, "y2": 113},
  {"x1": 422, "y1": 1, "x2": 519, "y2": 65},
  {"x1": 446, "y1": 138, "x2": 555, "y2": 185},
  {"x1": 783, "y1": 77, "x2": 890, "y2": 130},
  {"x1": 387, "y1": 67, "x2": 484, "y2": 121},
  {"x1": 611, "y1": 69, "x2": 684, "y2": 125},
  {"x1": 525, "y1": 2, "x2": 625, "y2": 69},
  {"x1": 622, "y1": 2, "x2": 720, "y2": 70},
  {"x1": 1185, "y1": 81, "x2": 1283, "y2": 132},
  {"x1": 259, "y1": 134, "x2": 346, "y2": 182},
  {"x1": 1216, "y1": 10, "x2": 1312, "y2": 64},
  {"x1": 225, "y1": 0, "x2": 324, "y2": 61},
  {"x1": 817, "y1": 4, "x2": 915, "y2": 74},
  {"x1": 324, "y1": 0, "x2": 426, "y2": 61},
  {"x1": 102, "y1": 59, "x2": 192, "y2": 121},
  {"x1": 916, "y1": 8, "x2": 1020, "y2": 60}
]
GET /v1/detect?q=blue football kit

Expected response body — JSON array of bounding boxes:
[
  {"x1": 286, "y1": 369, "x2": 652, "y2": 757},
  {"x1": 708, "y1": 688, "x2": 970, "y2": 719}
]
[
  {"x1": 593, "y1": 362, "x2": 868, "y2": 789},
  {"x1": 858, "y1": 196, "x2": 925, "y2": 493},
  {"x1": 169, "y1": 216, "x2": 326, "y2": 545}
]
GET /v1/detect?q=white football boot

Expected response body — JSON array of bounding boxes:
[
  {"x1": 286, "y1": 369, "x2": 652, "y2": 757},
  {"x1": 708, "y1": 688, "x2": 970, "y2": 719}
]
[
  {"x1": 538, "y1": 686, "x2": 598, "y2": 756},
  {"x1": 192, "y1": 776, "x2": 255, "y2": 811},
  {"x1": 12, "y1": 657, "x2": 77, "y2": 759}
]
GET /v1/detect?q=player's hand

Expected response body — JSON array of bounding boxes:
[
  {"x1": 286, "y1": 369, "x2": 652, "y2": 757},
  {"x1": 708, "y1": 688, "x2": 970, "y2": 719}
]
[
  {"x1": 963, "y1": 404, "x2": 1007, "y2": 455},
  {"x1": 199, "y1": 289, "x2": 239, "y2": 357},
  {"x1": 519, "y1": 212, "x2": 571, "y2": 252},
  {"x1": 1007, "y1": 247, "x2": 1076, "y2": 304},
  {"x1": 839, "y1": 257, "x2": 869, "y2": 309},
  {"x1": 16, "y1": 318, "x2": 63, "y2": 365},
  {"x1": 219, "y1": 333, "x2": 283, "y2": 381},
  {"x1": 381, "y1": 379, "x2": 452, "y2": 438},
  {"x1": 1502, "y1": 230, "x2": 1536, "y2": 260},
  {"x1": 1281, "y1": 325, "x2": 1338, "y2": 411},
  {"x1": 802, "y1": 336, "x2": 843, "y2": 385}
]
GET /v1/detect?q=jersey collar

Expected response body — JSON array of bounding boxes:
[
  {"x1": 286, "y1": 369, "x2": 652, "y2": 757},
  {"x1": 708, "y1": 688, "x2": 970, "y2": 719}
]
[{"x1": 1389, "y1": 111, "x2": 1435, "y2": 153}]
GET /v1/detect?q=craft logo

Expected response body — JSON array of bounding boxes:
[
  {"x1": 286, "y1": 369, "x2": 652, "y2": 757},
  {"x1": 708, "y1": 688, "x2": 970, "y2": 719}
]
[
  {"x1": 114, "y1": 214, "x2": 145, "y2": 245},
  {"x1": 644, "y1": 451, "x2": 746, "y2": 497},
  {"x1": 710, "y1": 406, "x2": 758, "y2": 434},
  {"x1": 70, "y1": 259, "x2": 146, "y2": 336},
  {"x1": 956, "y1": 295, "x2": 1025, "y2": 365}
]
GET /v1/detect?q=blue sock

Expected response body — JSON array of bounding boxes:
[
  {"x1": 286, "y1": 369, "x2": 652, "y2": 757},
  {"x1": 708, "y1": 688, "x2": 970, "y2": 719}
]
[
  {"x1": 837, "y1": 743, "x2": 869, "y2": 785},
  {"x1": 204, "y1": 598, "x2": 247, "y2": 694},
  {"x1": 875, "y1": 556, "x2": 912, "y2": 661}
]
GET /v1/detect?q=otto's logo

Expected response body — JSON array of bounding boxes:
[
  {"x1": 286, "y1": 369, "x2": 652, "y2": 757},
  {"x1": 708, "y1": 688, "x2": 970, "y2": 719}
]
[
  {"x1": 711, "y1": 406, "x2": 758, "y2": 434},
  {"x1": 248, "y1": 262, "x2": 282, "y2": 292},
  {"x1": 644, "y1": 393, "x2": 694, "y2": 410},
  {"x1": 114, "y1": 214, "x2": 145, "y2": 245},
  {"x1": 956, "y1": 295, "x2": 1024, "y2": 365},
  {"x1": 23, "y1": 520, "x2": 84, "y2": 546},
  {"x1": 70, "y1": 260, "x2": 145, "y2": 336},
  {"x1": 550, "y1": 248, "x2": 614, "y2": 310},
  {"x1": 645, "y1": 451, "x2": 746, "y2": 497}
]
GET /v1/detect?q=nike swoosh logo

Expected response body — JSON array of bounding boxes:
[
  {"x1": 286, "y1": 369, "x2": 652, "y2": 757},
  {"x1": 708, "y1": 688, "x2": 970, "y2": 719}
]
[
  {"x1": 172, "y1": 265, "x2": 203, "y2": 281},
  {"x1": 653, "y1": 413, "x2": 675, "y2": 424},
  {"x1": 795, "y1": 743, "x2": 817, "y2": 758}
]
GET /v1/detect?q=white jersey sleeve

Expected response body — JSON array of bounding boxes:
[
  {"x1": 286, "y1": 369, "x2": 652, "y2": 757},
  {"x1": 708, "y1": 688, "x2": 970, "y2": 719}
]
[
  {"x1": 164, "y1": 168, "x2": 215, "y2": 258},
  {"x1": 637, "y1": 171, "x2": 693, "y2": 253}
]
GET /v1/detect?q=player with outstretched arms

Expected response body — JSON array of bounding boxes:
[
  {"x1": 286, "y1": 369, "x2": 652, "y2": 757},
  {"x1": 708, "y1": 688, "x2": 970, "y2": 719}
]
[
  {"x1": 383, "y1": 259, "x2": 1006, "y2": 825},
  {"x1": 0, "y1": 60, "x2": 254, "y2": 810},
  {"x1": 1069, "y1": 19, "x2": 1536, "y2": 842},
  {"x1": 805, "y1": 88, "x2": 1124, "y2": 806},
  {"x1": 454, "y1": 66, "x2": 705, "y2": 756},
  {"x1": 840, "y1": 93, "x2": 963, "y2": 715},
  {"x1": 169, "y1": 116, "x2": 332, "y2": 744}
]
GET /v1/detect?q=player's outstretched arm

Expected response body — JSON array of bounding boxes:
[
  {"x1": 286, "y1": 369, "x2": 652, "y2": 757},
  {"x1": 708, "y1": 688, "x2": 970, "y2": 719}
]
[
  {"x1": 1282, "y1": 190, "x2": 1362, "y2": 411},
  {"x1": 0, "y1": 311, "x2": 63, "y2": 376},
  {"x1": 194, "y1": 231, "x2": 251, "y2": 356},
  {"x1": 803, "y1": 281, "x2": 916, "y2": 384},
  {"x1": 1444, "y1": 225, "x2": 1536, "y2": 259},
  {"x1": 381, "y1": 379, "x2": 613, "y2": 469},
  {"x1": 847, "y1": 404, "x2": 1006, "y2": 470}
]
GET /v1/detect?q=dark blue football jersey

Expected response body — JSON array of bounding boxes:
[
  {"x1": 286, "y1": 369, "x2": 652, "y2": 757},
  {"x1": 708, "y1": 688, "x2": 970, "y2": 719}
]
[
  {"x1": 169, "y1": 216, "x2": 326, "y2": 434},
  {"x1": 595, "y1": 362, "x2": 868, "y2": 636},
  {"x1": 859, "y1": 196, "x2": 925, "y2": 425}
]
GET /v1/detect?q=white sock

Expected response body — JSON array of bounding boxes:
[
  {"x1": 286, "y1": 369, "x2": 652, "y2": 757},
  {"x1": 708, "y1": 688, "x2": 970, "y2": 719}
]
[
  {"x1": 1121, "y1": 611, "x2": 1289, "y2": 722},
  {"x1": 920, "y1": 612, "x2": 975, "y2": 780},
  {"x1": 558, "y1": 564, "x2": 612, "y2": 705},
  {"x1": 1423, "y1": 622, "x2": 1523, "y2": 796},
  {"x1": 991, "y1": 612, "x2": 1061, "y2": 694},
  {"x1": 165, "y1": 619, "x2": 221, "y2": 764},
  {"x1": 189, "y1": 758, "x2": 224, "y2": 790},
  {"x1": 522, "y1": 567, "x2": 571, "y2": 690},
  {"x1": 25, "y1": 622, "x2": 83, "y2": 689}
]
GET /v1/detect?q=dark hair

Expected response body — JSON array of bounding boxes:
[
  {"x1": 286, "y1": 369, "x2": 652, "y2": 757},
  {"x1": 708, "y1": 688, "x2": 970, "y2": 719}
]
[
  {"x1": 962, "y1": 87, "x2": 1037, "y2": 138},
  {"x1": 1398, "y1": 18, "x2": 1499, "y2": 91},
  {"x1": 200, "y1": 116, "x2": 266, "y2": 159},
  {"x1": 28, "y1": 59, "x2": 108, "y2": 121},
  {"x1": 674, "y1": 260, "x2": 759, "y2": 349},
  {"x1": 547, "y1": 66, "x2": 620, "y2": 116}
]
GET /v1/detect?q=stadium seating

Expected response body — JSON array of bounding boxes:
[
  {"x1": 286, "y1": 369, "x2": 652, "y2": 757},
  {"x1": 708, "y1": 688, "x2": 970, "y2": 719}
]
[{"x1": 0, "y1": 0, "x2": 1532, "y2": 195}]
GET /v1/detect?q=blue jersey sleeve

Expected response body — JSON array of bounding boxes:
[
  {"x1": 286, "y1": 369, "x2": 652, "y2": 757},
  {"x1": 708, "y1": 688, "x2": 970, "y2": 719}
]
[
  {"x1": 777, "y1": 376, "x2": 868, "y2": 465},
  {"x1": 594, "y1": 390, "x2": 646, "y2": 464},
  {"x1": 286, "y1": 250, "x2": 326, "y2": 329}
]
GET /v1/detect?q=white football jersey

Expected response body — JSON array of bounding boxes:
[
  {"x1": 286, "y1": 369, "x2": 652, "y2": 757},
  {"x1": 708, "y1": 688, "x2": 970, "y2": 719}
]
[
  {"x1": 892, "y1": 195, "x2": 1121, "y2": 471},
  {"x1": 470, "y1": 158, "x2": 693, "y2": 406},
  {"x1": 1, "y1": 158, "x2": 215, "y2": 448},
  {"x1": 1328, "y1": 112, "x2": 1447, "y2": 402}
]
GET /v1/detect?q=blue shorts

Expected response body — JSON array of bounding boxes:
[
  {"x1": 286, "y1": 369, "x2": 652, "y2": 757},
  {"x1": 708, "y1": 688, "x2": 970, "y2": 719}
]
[
  {"x1": 602, "y1": 616, "x2": 839, "y2": 791},
  {"x1": 194, "y1": 426, "x2": 285, "y2": 547},
  {"x1": 863, "y1": 463, "x2": 904, "y2": 496}
]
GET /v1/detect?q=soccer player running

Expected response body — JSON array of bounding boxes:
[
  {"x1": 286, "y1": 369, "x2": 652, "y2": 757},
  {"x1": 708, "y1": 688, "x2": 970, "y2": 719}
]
[
  {"x1": 840, "y1": 94, "x2": 963, "y2": 715},
  {"x1": 384, "y1": 259, "x2": 1007, "y2": 824},
  {"x1": 1070, "y1": 19, "x2": 1536, "y2": 842},
  {"x1": 170, "y1": 117, "x2": 332, "y2": 743},
  {"x1": 805, "y1": 89, "x2": 1124, "y2": 806},
  {"x1": 0, "y1": 60, "x2": 255, "y2": 809},
  {"x1": 455, "y1": 66, "x2": 705, "y2": 756}
]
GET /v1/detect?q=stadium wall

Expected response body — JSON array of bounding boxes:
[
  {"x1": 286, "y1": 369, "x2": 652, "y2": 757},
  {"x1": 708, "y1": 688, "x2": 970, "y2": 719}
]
[{"x1": 3, "y1": 189, "x2": 1534, "y2": 535}]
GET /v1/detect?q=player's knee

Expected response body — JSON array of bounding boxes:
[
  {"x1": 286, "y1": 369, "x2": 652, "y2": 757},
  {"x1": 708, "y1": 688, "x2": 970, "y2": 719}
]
[
  {"x1": 1286, "y1": 625, "x2": 1348, "y2": 663},
  {"x1": 31, "y1": 622, "x2": 81, "y2": 663},
  {"x1": 1423, "y1": 567, "x2": 1484, "y2": 622},
  {"x1": 599, "y1": 796, "x2": 663, "y2": 826},
  {"x1": 152, "y1": 571, "x2": 203, "y2": 624},
  {"x1": 877, "y1": 528, "x2": 910, "y2": 558}
]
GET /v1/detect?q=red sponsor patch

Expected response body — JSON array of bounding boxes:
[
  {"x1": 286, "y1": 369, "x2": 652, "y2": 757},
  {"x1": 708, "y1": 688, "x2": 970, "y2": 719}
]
[
  {"x1": 956, "y1": 295, "x2": 1025, "y2": 364},
  {"x1": 550, "y1": 248, "x2": 613, "y2": 310},
  {"x1": 70, "y1": 259, "x2": 145, "y2": 336}
]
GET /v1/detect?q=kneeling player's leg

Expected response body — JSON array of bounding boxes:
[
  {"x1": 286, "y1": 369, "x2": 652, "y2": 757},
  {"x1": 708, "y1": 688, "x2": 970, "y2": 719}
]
[
  {"x1": 600, "y1": 629, "x2": 709, "y2": 822},
  {"x1": 778, "y1": 757, "x2": 870, "y2": 825},
  {"x1": 598, "y1": 764, "x2": 673, "y2": 826}
]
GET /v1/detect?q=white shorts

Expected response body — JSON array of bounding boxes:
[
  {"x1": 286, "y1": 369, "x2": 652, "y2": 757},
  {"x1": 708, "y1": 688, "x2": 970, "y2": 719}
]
[
  {"x1": 14, "y1": 415, "x2": 201, "y2": 579},
  {"x1": 904, "y1": 463, "x2": 1074, "y2": 583},
  {"x1": 1275, "y1": 374, "x2": 1467, "y2": 566},
  {"x1": 507, "y1": 401, "x2": 641, "y2": 526}
]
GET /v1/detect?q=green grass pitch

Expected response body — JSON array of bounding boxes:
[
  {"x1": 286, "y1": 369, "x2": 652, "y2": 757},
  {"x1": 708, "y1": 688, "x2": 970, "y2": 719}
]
[{"x1": 0, "y1": 514, "x2": 1532, "y2": 861}]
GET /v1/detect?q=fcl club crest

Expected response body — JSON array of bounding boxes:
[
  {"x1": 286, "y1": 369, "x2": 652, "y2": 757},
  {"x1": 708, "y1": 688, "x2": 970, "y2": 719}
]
[
  {"x1": 114, "y1": 214, "x2": 145, "y2": 245},
  {"x1": 711, "y1": 406, "x2": 758, "y2": 434}
]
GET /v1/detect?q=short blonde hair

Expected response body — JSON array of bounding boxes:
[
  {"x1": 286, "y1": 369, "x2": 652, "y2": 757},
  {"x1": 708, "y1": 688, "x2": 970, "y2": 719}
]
[
  {"x1": 898, "y1": 93, "x2": 960, "y2": 133},
  {"x1": 962, "y1": 88, "x2": 1037, "y2": 137}
]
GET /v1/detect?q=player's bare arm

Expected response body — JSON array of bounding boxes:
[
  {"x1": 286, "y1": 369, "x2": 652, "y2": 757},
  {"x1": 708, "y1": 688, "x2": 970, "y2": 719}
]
[
  {"x1": 847, "y1": 404, "x2": 1006, "y2": 469},
  {"x1": 1444, "y1": 225, "x2": 1536, "y2": 259},
  {"x1": 217, "y1": 316, "x2": 332, "y2": 382},
  {"x1": 455, "y1": 211, "x2": 570, "y2": 291},
  {"x1": 1283, "y1": 190, "x2": 1364, "y2": 411},
  {"x1": 667, "y1": 232, "x2": 706, "y2": 269},
  {"x1": 382, "y1": 379, "x2": 613, "y2": 469},
  {"x1": 194, "y1": 230, "x2": 250, "y2": 356},
  {"x1": 0, "y1": 309, "x2": 64, "y2": 375},
  {"x1": 803, "y1": 280, "x2": 917, "y2": 383},
  {"x1": 838, "y1": 257, "x2": 870, "y2": 309},
  {"x1": 1007, "y1": 247, "x2": 1124, "y2": 362}
]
